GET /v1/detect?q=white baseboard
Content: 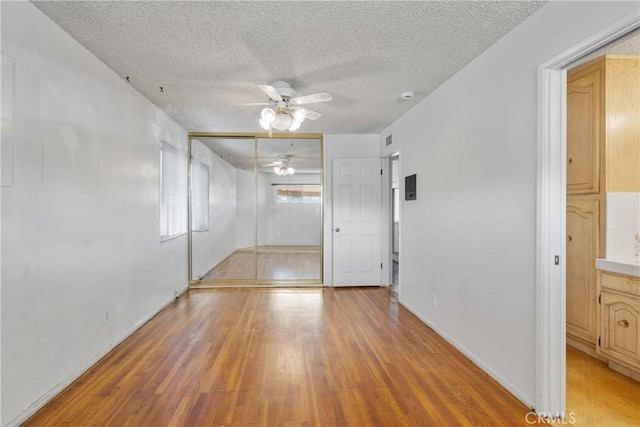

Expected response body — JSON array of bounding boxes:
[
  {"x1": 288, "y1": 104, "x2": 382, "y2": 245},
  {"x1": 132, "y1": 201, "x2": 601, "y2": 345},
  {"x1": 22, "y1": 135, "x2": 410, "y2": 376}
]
[
  {"x1": 399, "y1": 298, "x2": 535, "y2": 410},
  {"x1": 6, "y1": 292, "x2": 183, "y2": 427}
]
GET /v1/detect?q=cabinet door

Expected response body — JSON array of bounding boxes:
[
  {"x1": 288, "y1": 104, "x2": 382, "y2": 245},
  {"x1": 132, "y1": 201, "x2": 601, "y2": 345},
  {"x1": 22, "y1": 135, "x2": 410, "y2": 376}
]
[
  {"x1": 605, "y1": 56, "x2": 640, "y2": 192},
  {"x1": 566, "y1": 199, "x2": 599, "y2": 344},
  {"x1": 600, "y1": 292, "x2": 640, "y2": 369},
  {"x1": 567, "y1": 63, "x2": 602, "y2": 195}
]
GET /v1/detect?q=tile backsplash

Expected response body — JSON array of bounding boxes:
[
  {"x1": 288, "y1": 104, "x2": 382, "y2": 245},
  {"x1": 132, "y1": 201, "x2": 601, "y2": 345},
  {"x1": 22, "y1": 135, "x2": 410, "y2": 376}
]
[{"x1": 606, "y1": 192, "x2": 640, "y2": 262}]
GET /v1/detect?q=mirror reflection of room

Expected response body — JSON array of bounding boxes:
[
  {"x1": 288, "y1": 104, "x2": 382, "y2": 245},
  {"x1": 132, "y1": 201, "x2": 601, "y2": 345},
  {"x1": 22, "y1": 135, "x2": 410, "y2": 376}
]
[
  {"x1": 190, "y1": 136, "x2": 322, "y2": 285},
  {"x1": 190, "y1": 137, "x2": 256, "y2": 282},
  {"x1": 256, "y1": 138, "x2": 322, "y2": 281}
]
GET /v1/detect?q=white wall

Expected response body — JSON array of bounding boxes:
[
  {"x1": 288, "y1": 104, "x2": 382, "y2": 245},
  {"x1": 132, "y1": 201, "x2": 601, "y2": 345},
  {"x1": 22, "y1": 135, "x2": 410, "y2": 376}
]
[
  {"x1": 190, "y1": 140, "x2": 237, "y2": 279},
  {"x1": 323, "y1": 134, "x2": 380, "y2": 285},
  {"x1": 378, "y1": 0, "x2": 640, "y2": 407},
  {"x1": 235, "y1": 169, "x2": 255, "y2": 249},
  {"x1": 1, "y1": 3, "x2": 189, "y2": 426},
  {"x1": 226, "y1": 168, "x2": 326, "y2": 253},
  {"x1": 606, "y1": 192, "x2": 640, "y2": 262}
]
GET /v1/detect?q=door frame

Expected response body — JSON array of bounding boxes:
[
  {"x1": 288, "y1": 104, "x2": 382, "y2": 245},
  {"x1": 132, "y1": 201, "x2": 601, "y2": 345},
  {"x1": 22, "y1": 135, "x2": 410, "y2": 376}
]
[
  {"x1": 535, "y1": 10, "x2": 639, "y2": 418},
  {"x1": 381, "y1": 153, "x2": 400, "y2": 291}
]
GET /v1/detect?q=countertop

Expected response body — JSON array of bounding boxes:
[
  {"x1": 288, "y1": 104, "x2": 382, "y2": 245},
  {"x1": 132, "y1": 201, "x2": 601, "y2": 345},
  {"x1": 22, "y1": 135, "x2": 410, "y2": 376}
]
[{"x1": 595, "y1": 259, "x2": 640, "y2": 278}]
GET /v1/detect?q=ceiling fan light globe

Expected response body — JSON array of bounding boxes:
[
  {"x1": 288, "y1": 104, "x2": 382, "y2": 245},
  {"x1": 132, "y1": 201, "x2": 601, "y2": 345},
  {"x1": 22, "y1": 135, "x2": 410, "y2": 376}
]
[
  {"x1": 287, "y1": 167, "x2": 295, "y2": 175},
  {"x1": 261, "y1": 108, "x2": 275, "y2": 123},
  {"x1": 292, "y1": 108, "x2": 305, "y2": 121},
  {"x1": 271, "y1": 112, "x2": 292, "y2": 131},
  {"x1": 259, "y1": 118, "x2": 270, "y2": 130},
  {"x1": 289, "y1": 119, "x2": 301, "y2": 132}
]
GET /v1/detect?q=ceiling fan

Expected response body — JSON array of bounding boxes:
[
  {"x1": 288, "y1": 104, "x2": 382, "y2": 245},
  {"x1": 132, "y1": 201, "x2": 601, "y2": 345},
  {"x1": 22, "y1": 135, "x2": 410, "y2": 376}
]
[
  {"x1": 261, "y1": 155, "x2": 297, "y2": 176},
  {"x1": 241, "y1": 81, "x2": 332, "y2": 132}
]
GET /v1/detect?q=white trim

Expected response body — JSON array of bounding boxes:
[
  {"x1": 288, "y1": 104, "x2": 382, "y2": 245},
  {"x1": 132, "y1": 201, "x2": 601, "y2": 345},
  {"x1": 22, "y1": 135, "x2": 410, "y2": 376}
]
[
  {"x1": 400, "y1": 299, "x2": 535, "y2": 409},
  {"x1": 5, "y1": 295, "x2": 182, "y2": 427},
  {"x1": 380, "y1": 157, "x2": 391, "y2": 285},
  {"x1": 381, "y1": 153, "x2": 401, "y2": 292},
  {"x1": 536, "y1": 66, "x2": 567, "y2": 418},
  {"x1": 535, "y1": 10, "x2": 640, "y2": 418}
]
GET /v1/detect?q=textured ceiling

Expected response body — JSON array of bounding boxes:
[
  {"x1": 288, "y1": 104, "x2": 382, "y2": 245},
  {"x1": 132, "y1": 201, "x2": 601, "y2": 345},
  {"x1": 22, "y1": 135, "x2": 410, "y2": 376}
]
[
  {"x1": 33, "y1": 1, "x2": 546, "y2": 134},
  {"x1": 607, "y1": 33, "x2": 640, "y2": 55},
  {"x1": 197, "y1": 137, "x2": 321, "y2": 174},
  {"x1": 568, "y1": 31, "x2": 640, "y2": 71}
]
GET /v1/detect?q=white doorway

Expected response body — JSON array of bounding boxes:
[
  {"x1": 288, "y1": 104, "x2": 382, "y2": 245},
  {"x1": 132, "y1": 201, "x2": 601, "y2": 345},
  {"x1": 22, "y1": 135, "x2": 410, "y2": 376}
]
[
  {"x1": 332, "y1": 158, "x2": 382, "y2": 286},
  {"x1": 536, "y1": 10, "x2": 639, "y2": 418},
  {"x1": 391, "y1": 155, "x2": 400, "y2": 295}
]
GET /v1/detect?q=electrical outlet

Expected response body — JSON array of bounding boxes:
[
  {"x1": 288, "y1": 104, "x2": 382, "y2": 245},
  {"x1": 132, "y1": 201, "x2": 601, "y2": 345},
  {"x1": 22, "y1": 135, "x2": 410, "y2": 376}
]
[
  {"x1": 103, "y1": 311, "x2": 110, "y2": 324},
  {"x1": 432, "y1": 295, "x2": 437, "y2": 307}
]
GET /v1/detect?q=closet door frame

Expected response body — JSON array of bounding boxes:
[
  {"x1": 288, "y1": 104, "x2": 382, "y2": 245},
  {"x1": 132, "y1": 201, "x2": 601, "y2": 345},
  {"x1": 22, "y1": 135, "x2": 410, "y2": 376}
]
[{"x1": 187, "y1": 132, "x2": 324, "y2": 287}]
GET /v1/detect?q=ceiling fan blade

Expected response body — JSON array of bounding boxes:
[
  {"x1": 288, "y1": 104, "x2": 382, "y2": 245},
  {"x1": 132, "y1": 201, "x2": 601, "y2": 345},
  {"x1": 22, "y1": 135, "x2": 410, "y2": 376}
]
[
  {"x1": 289, "y1": 92, "x2": 332, "y2": 105},
  {"x1": 229, "y1": 102, "x2": 272, "y2": 106},
  {"x1": 261, "y1": 155, "x2": 295, "y2": 167},
  {"x1": 298, "y1": 107, "x2": 321, "y2": 120},
  {"x1": 258, "y1": 84, "x2": 283, "y2": 102}
]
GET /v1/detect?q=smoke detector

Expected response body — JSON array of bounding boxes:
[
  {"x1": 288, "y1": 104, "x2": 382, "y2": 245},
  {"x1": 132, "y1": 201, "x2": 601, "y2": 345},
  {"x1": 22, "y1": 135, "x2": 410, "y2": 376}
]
[{"x1": 400, "y1": 91, "x2": 415, "y2": 101}]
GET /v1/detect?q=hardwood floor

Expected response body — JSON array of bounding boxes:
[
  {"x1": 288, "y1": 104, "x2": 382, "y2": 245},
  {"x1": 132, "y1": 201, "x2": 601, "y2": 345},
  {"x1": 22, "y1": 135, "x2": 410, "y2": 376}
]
[
  {"x1": 201, "y1": 252, "x2": 256, "y2": 281},
  {"x1": 566, "y1": 346, "x2": 640, "y2": 426},
  {"x1": 26, "y1": 288, "x2": 532, "y2": 426},
  {"x1": 201, "y1": 246, "x2": 321, "y2": 281}
]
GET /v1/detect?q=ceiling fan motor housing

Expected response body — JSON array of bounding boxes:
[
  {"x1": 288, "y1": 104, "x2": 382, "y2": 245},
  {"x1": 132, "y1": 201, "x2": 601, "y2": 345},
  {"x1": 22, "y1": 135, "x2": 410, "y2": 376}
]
[{"x1": 271, "y1": 81, "x2": 296, "y2": 99}]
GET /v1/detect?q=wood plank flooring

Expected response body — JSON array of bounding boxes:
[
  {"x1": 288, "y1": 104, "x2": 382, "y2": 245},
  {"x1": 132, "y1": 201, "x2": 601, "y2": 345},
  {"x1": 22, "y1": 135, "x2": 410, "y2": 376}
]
[
  {"x1": 25, "y1": 288, "x2": 532, "y2": 426},
  {"x1": 201, "y1": 247, "x2": 321, "y2": 281},
  {"x1": 200, "y1": 252, "x2": 256, "y2": 281},
  {"x1": 566, "y1": 345, "x2": 640, "y2": 426}
]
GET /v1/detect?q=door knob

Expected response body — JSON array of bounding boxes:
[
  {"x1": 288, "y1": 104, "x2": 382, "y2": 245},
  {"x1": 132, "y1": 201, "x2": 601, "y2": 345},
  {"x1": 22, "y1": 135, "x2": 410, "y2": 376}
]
[
  {"x1": 568, "y1": 235, "x2": 573, "y2": 243},
  {"x1": 335, "y1": 228, "x2": 340, "y2": 233}
]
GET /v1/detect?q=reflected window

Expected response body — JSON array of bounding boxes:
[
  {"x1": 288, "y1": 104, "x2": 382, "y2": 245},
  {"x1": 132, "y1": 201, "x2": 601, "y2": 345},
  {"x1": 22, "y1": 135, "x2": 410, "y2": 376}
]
[
  {"x1": 191, "y1": 160, "x2": 209, "y2": 231},
  {"x1": 160, "y1": 141, "x2": 187, "y2": 240},
  {"x1": 275, "y1": 185, "x2": 321, "y2": 203}
]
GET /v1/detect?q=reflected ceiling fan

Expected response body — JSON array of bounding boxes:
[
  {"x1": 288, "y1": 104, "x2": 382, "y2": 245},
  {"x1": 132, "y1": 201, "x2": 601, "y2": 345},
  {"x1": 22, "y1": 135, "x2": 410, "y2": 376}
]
[
  {"x1": 261, "y1": 155, "x2": 298, "y2": 176},
  {"x1": 240, "y1": 81, "x2": 332, "y2": 132}
]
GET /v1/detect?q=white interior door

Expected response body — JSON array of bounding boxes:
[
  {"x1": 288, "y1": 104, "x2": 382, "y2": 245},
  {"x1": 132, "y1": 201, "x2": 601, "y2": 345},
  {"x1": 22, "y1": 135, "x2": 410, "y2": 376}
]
[{"x1": 333, "y1": 158, "x2": 382, "y2": 286}]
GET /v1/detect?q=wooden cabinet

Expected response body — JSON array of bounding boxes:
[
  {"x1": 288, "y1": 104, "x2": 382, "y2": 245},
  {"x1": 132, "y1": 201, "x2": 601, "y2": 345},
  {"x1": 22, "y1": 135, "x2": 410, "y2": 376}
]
[
  {"x1": 566, "y1": 58, "x2": 607, "y2": 348},
  {"x1": 566, "y1": 55, "x2": 639, "y2": 349},
  {"x1": 605, "y1": 56, "x2": 640, "y2": 192},
  {"x1": 598, "y1": 271, "x2": 640, "y2": 378},
  {"x1": 567, "y1": 60, "x2": 603, "y2": 195},
  {"x1": 567, "y1": 199, "x2": 600, "y2": 344},
  {"x1": 567, "y1": 55, "x2": 639, "y2": 195}
]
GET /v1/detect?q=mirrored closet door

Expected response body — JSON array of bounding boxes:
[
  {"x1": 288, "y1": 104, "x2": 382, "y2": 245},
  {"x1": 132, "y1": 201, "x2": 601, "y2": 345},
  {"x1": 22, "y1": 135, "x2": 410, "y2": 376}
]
[
  {"x1": 189, "y1": 134, "x2": 322, "y2": 286},
  {"x1": 190, "y1": 137, "x2": 256, "y2": 282},
  {"x1": 256, "y1": 138, "x2": 322, "y2": 281}
]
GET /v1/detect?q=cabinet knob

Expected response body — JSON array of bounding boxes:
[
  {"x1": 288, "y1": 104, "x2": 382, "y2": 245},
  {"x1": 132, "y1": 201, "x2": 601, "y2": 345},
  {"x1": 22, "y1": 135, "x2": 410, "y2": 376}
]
[
  {"x1": 568, "y1": 235, "x2": 573, "y2": 243},
  {"x1": 617, "y1": 319, "x2": 630, "y2": 328},
  {"x1": 568, "y1": 157, "x2": 573, "y2": 164}
]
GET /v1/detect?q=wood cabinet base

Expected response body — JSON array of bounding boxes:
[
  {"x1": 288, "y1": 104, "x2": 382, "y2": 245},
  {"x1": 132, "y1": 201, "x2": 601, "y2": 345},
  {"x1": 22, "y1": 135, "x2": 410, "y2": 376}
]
[
  {"x1": 567, "y1": 336, "x2": 608, "y2": 362},
  {"x1": 597, "y1": 270, "x2": 640, "y2": 382},
  {"x1": 609, "y1": 361, "x2": 640, "y2": 382}
]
